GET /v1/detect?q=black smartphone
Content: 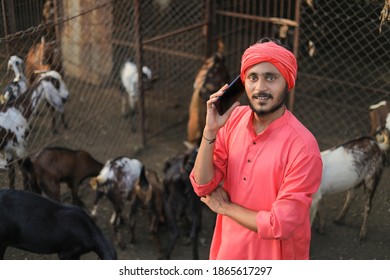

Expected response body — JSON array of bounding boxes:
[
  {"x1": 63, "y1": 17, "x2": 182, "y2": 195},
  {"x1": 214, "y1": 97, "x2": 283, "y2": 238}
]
[{"x1": 214, "y1": 75, "x2": 245, "y2": 115}]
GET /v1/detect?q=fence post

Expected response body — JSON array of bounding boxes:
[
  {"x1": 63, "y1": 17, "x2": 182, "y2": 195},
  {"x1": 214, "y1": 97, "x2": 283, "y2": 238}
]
[
  {"x1": 1, "y1": 0, "x2": 12, "y2": 56},
  {"x1": 288, "y1": 0, "x2": 302, "y2": 113},
  {"x1": 205, "y1": 0, "x2": 215, "y2": 57},
  {"x1": 134, "y1": 0, "x2": 145, "y2": 147}
]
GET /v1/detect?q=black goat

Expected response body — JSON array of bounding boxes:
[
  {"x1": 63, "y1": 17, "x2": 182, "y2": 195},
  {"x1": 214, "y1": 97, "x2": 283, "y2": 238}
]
[
  {"x1": 21, "y1": 147, "x2": 103, "y2": 206},
  {"x1": 162, "y1": 147, "x2": 202, "y2": 259},
  {"x1": 0, "y1": 189, "x2": 117, "y2": 260}
]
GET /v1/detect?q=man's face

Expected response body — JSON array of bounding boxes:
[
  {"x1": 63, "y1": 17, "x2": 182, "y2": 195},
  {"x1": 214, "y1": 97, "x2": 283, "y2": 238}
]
[{"x1": 244, "y1": 62, "x2": 288, "y2": 116}]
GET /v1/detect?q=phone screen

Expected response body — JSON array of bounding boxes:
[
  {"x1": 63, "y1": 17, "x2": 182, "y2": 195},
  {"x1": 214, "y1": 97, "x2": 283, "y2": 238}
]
[{"x1": 215, "y1": 75, "x2": 245, "y2": 115}]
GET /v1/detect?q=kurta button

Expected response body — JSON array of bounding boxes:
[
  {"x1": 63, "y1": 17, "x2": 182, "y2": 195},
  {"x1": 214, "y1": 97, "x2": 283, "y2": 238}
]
[
  {"x1": 248, "y1": 159, "x2": 251, "y2": 163},
  {"x1": 243, "y1": 177, "x2": 246, "y2": 181},
  {"x1": 253, "y1": 142, "x2": 256, "y2": 145}
]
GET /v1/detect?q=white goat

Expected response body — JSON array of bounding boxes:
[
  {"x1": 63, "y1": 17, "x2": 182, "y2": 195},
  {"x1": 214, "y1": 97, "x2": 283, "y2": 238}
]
[
  {"x1": 34, "y1": 70, "x2": 70, "y2": 134},
  {"x1": 38, "y1": 70, "x2": 69, "y2": 114},
  {"x1": 310, "y1": 120, "x2": 390, "y2": 240},
  {"x1": 120, "y1": 61, "x2": 152, "y2": 117},
  {"x1": 1, "y1": 56, "x2": 28, "y2": 104},
  {"x1": 0, "y1": 70, "x2": 69, "y2": 189},
  {"x1": 2, "y1": 55, "x2": 69, "y2": 134},
  {"x1": 89, "y1": 156, "x2": 143, "y2": 248}
]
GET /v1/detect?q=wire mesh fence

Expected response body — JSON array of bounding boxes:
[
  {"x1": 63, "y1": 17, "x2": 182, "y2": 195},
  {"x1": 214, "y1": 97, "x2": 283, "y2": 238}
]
[
  {"x1": 0, "y1": 0, "x2": 208, "y2": 187},
  {"x1": 1, "y1": 0, "x2": 390, "y2": 261},
  {"x1": 295, "y1": 0, "x2": 390, "y2": 148},
  {"x1": 0, "y1": 0, "x2": 389, "y2": 191}
]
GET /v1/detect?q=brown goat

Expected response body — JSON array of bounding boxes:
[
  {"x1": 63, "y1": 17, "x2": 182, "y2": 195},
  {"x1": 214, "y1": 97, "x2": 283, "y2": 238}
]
[
  {"x1": 25, "y1": 36, "x2": 51, "y2": 84},
  {"x1": 21, "y1": 147, "x2": 103, "y2": 206},
  {"x1": 128, "y1": 166, "x2": 165, "y2": 256},
  {"x1": 185, "y1": 40, "x2": 230, "y2": 148},
  {"x1": 25, "y1": 36, "x2": 62, "y2": 85},
  {"x1": 369, "y1": 100, "x2": 390, "y2": 136}
]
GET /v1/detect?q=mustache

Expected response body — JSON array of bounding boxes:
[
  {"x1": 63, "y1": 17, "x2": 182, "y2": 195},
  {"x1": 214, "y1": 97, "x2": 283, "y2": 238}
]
[{"x1": 253, "y1": 92, "x2": 273, "y2": 99}]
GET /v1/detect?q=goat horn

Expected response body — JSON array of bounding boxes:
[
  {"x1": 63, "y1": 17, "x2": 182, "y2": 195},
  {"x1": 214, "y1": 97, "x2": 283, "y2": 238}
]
[{"x1": 33, "y1": 69, "x2": 49, "y2": 74}]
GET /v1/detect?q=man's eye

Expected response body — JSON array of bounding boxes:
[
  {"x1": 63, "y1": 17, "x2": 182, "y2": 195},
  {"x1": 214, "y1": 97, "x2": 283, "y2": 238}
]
[
  {"x1": 249, "y1": 74, "x2": 257, "y2": 81},
  {"x1": 265, "y1": 74, "x2": 276, "y2": 81}
]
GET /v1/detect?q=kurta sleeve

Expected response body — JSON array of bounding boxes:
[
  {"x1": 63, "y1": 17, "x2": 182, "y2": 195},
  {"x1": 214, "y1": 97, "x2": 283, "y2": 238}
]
[
  {"x1": 189, "y1": 130, "x2": 228, "y2": 197},
  {"x1": 256, "y1": 152, "x2": 322, "y2": 239}
]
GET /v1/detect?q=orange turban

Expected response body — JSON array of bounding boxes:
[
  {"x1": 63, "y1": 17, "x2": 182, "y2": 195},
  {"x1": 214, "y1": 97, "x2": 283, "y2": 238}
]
[{"x1": 240, "y1": 41, "x2": 297, "y2": 91}]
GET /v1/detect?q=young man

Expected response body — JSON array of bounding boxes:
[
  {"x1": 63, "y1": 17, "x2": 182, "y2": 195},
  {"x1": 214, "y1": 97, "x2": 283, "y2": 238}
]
[{"x1": 189, "y1": 39, "x2": 323, "y2": 260}]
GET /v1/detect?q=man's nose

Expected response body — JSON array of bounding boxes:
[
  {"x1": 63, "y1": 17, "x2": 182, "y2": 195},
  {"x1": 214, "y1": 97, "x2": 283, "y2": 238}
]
[{"x1": 254, "y1": 78, "x2": 266, "y2": 92}]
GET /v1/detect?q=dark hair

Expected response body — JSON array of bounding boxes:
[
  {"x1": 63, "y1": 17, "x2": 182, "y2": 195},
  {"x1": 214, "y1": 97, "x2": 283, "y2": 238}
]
[{"x1": 256, "y1": 37, "x2": 291, "y2": 51}]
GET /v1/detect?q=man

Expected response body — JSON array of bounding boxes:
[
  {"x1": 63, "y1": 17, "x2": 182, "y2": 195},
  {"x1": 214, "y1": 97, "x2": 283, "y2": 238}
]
[{"x1": 189, "y1": 38, "x2": 323, "y2": 260}]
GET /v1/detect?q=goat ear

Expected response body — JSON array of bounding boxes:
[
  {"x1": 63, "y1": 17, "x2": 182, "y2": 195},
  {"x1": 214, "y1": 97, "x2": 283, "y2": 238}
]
[{"x1": 41, "y1": 79, "x2": 67, "y2": 113}]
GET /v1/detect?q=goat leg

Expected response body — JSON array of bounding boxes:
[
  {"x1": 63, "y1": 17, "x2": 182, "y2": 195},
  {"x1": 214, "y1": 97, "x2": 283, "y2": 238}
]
[
  {"x1": 51, "y1": 113, "x2": 58, "y2": 135},
  {"x1": 149, "y1": 215, "x2": 163, "y2": 254},
  {"x1": 189, "y1": 196, "x2": 202, "y2": 260},
  {"x1": 334, "y1": 186, "x2": 357, "y2": 224},
  {"x1": 121, "y1": 95, "x2": 128, "y2": 117},
  {"x1": 7, "y1": 162, "x2": 16, "y2": 189},
  {"x1": 316, "y1": 203, "x2": 326, "y2": 234},
  {"x1": 360, "y1": 176, "x2": 380, "y2": 240},
  {"x1": 91, "y1": 190, "x2": 105, "y2": 219},
  {"x1": 163, "y1": 199, "x2": 179, "y2": 260},
  {"x1": 61, "y1": 113, "x2": 68, "y2": 129},
  {"x1": 111, "y1": 211, "x2": 126, "y2": 250},
  {"x1": 51, "y1": 110, "x2": 68, "y2": 134},
  {"x1": 128, "y1": 197, "x2": 138, "y2": 244},
  {"x1": 69, "y1": 182, "x2": 83, "y2": 206},
  {"x1": 17, "y1": 159, "x2": 30, "y2": 191}
]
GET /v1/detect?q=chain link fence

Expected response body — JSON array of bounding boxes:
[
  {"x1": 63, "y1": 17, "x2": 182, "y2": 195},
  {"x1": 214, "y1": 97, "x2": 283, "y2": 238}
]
[
  {"x1": 0, "y1": 0, "x2": 389, "y2": 187},
  {"x1": 295, "y1": 0, "x2": 390, "y2": 148},
  {"x1": 0, "y1": 0, "x2": 208, "y2": 187}
]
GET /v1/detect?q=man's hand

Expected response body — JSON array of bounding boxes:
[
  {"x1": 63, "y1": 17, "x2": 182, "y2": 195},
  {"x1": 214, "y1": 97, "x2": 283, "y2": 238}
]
[{"x1": 200, "y1": 187, "x2": 231, "y2": 215}]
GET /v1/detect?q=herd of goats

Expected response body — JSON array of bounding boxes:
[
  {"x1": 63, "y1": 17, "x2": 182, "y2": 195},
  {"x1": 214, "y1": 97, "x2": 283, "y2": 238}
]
[
  {"x1": 0, "y1": 32, "x2": 203, "y2": 260},
  {"x1": 0, "y1": 33, "x2": 389, "y2": 260}
]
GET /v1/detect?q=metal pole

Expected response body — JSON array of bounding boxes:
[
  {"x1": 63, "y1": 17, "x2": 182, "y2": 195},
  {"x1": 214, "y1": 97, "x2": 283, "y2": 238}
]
[
  {"x1": 52, "y1": 0, "x2": 64, "y2": 77},
  {"x1": 205, "y1": 0, "x2": 215, "y2": 57},
  {"x1": 134, "y1": 0, "x2": 145, "y2": 147},
  {"x1": 288, "y1": 0, "x2": 302, "y2": 113},
  {"x1": 2, "y1": 0, "x2": 10, "y2": 56}
]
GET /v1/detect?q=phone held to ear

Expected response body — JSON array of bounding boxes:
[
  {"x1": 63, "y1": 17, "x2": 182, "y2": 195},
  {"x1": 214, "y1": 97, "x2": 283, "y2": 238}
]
[{"x1": 214, "y1": 75, "x2": 245, "y2": 115}]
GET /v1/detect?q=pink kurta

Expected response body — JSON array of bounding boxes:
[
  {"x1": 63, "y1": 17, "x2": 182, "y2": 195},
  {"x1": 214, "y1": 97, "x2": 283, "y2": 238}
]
[{"x1": 190, "y1": 106, "x2": 322, "y2": 260}]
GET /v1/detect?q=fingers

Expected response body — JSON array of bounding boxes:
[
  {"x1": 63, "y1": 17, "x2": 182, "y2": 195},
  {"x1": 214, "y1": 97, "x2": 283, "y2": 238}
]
[
  {"x1": 207, "y1": 85, "x2": 228, "y2": 109},
  {"x1": 209, "y1": 84, "x2": 228, "y2": 100}
]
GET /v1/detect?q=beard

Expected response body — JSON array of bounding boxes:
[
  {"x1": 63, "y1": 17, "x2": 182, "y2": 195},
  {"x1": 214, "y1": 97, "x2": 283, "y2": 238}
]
[{"x1": 247, "y1": 88, "x2": 288, "y2": 116}]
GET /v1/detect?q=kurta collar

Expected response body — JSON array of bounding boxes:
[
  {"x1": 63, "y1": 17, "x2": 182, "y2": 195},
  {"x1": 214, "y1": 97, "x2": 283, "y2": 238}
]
[{"x1": 246, "y1": 107, "x2": 291, "y2": 138}]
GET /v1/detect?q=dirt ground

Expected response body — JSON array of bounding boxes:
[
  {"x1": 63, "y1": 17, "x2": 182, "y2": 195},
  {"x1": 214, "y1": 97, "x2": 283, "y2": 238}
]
[{"x1": 3, "y1": 120, "x2": 390, "y2": 260}]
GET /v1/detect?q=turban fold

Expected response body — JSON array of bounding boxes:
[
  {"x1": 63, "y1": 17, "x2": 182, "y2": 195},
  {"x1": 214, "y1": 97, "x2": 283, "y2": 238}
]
[{"x1": 240, "y1": 41, "x2": 297, "y2": 91}]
